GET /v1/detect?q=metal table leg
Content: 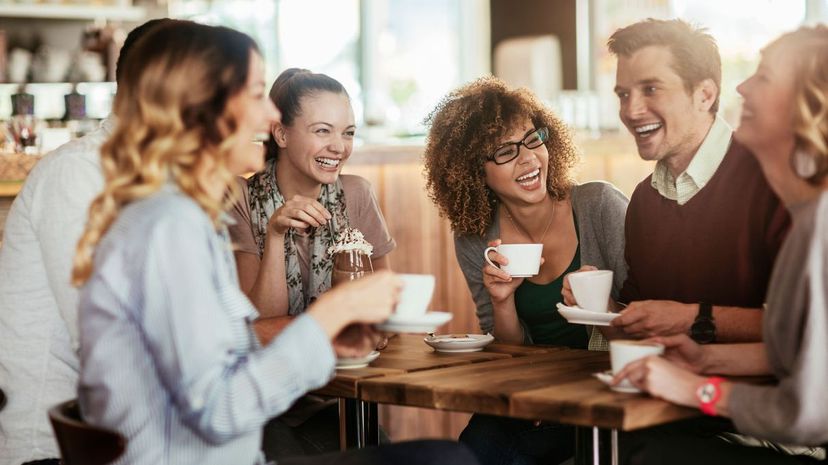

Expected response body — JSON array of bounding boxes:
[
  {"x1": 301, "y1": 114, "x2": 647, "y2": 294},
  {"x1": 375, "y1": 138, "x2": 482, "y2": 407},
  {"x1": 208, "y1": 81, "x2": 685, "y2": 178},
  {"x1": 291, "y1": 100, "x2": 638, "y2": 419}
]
[
  {"x1": 338, "y1": 399, "x2": 379, "y2": 450},
  {"x1": 611, "y1": 428, "x2": 619, "y2": 465},
  {"x1": 593, "y1": 426, "x2": 601, "y2": 465}
]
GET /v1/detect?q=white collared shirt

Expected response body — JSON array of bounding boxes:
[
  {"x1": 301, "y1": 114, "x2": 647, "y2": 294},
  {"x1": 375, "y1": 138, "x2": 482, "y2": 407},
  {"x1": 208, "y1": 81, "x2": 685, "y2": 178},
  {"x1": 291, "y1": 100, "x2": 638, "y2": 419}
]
[
  {"x1": 651, "y1": 115, "x2": 733, "y2": 205},
  {"x1": 0, "y1": 118, "x2": 112, "y2": 464}
]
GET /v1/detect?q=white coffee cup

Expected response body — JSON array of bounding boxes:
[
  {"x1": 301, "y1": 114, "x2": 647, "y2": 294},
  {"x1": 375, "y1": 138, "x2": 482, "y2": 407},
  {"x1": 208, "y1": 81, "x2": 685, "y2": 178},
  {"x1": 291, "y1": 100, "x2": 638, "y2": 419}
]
[
  {"x1": 610, "y1": 340, "x2": 665, "y2": 391},
  {"x1": 395, "y1": 274, "x2": 435, "y2": 318},
  {"x1": 568, "y1": 270, "x2": 613, "y2": 312},
  {"x1": 483, "y1": 244, "x2": 543, "y2": 277}
]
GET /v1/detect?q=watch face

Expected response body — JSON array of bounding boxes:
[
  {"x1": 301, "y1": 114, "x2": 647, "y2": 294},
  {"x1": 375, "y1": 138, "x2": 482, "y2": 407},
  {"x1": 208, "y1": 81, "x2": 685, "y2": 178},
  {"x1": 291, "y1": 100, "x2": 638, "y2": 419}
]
[
  {"x1": 698, "y1": 383, "x2": 716, "y2": 403},
  {"x1": 692, "y1": 320, "x2": 716, "y2": 344}
]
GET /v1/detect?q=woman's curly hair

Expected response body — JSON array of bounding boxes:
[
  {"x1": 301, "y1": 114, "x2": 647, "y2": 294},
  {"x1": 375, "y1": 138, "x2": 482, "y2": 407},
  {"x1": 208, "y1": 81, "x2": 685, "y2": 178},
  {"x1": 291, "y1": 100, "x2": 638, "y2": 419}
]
[{"x1": 423, "y1": 76, "x2": 579, "y2": 237}]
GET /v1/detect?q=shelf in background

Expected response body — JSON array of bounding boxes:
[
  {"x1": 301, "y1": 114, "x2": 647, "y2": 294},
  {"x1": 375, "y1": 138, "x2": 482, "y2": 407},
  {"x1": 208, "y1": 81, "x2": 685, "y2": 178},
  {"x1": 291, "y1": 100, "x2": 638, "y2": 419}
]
[
  {"x1": 0, "y1": 180, "x2": 23, "y2": 197},
  {"x1": 0, "y1": 3, "x2": 145, "y2": 21},
  {"x1": 0, "y1": 82, "x2": 115, "y2": 120}
]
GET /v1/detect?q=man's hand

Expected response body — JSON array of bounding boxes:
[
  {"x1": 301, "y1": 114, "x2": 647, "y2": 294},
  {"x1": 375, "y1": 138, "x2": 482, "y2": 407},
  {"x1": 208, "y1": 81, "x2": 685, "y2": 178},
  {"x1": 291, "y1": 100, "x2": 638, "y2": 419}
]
[
  {"x1": 561, "y1": 265, "x2": 597, "y2": 306},
  {"x1": 611, "y1": 300, "x2": 695, "y2": 338}
]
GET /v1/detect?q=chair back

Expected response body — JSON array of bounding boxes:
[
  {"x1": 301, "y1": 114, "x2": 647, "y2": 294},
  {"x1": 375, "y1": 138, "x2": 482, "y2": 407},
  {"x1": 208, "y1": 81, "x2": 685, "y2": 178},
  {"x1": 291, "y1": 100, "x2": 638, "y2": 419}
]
[{"x1": 48, "y1": 399, "x2": 126, "y2": 465}]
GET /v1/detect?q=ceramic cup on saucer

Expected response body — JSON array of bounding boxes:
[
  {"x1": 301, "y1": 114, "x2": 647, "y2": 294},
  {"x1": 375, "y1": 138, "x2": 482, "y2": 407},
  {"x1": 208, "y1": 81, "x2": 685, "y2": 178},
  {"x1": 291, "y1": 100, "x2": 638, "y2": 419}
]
[
  {"x1": 483, "y1": 243, "x2": 543, "y2": 277},
  {"x1": 395, "y1": 274, "x2": 435, "y2": 318},
  {"x1": 608, "y1": 340, "x2": 665, "y2": 393},
  {"x1": 568, "y1": 269, "x2": 613, "y2": 313}
]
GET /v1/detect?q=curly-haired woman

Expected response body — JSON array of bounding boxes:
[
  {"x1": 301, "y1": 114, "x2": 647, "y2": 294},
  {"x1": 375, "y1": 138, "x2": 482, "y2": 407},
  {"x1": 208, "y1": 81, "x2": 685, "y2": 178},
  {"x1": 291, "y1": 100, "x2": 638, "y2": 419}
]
[{"x1": 423, "y1": 77, "x2": 628, "y2": 465}]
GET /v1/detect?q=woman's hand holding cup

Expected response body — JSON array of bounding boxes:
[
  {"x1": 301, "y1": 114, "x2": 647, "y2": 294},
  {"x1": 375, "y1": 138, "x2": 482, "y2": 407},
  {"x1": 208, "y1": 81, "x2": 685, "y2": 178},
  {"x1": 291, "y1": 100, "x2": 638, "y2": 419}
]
[
  {"x1": 309, "y1": 270, "x2": 401, "y2": 340},
  {"x1": 483, "y1": 239, "x2": 531, "y2": 303}
]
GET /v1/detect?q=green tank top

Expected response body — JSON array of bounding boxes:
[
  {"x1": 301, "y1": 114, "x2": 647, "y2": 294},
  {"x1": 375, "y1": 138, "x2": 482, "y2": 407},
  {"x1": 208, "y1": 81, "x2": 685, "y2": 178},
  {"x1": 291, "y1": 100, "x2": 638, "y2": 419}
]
[{"x1": 513, "y1": 217, "x2": 587, "y2": 349}]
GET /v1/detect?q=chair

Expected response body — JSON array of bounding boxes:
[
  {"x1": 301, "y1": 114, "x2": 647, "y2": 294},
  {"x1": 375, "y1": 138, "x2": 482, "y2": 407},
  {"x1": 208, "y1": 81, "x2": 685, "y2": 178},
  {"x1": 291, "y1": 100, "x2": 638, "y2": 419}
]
[{"x1": 48, "y1": 399, "x2": 126, "y2": 465}]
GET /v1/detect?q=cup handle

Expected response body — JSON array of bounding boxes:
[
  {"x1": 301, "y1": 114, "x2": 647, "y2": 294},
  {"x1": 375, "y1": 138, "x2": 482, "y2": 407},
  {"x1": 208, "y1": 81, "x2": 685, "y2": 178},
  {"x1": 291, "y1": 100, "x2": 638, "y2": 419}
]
[{"x1": 483, "y1": 246, "x2": 499, "y2": 269}]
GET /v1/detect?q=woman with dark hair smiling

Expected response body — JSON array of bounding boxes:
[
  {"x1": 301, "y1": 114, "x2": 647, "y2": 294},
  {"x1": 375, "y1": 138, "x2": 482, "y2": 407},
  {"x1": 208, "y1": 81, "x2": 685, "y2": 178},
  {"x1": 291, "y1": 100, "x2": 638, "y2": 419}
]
[{"x1": 229, "y1": 68, "x2": 394, "y2": 320}]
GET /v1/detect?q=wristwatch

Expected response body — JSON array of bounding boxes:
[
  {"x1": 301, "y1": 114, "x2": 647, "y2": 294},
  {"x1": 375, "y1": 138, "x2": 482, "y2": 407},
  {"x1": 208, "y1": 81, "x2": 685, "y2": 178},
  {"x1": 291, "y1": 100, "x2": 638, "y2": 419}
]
[
  {"x1": 696, "y1": 376, "x2": 725, "y2": 416},
  {"x1": 690, "y1": 302, "x2": 716, "y2": 344}
]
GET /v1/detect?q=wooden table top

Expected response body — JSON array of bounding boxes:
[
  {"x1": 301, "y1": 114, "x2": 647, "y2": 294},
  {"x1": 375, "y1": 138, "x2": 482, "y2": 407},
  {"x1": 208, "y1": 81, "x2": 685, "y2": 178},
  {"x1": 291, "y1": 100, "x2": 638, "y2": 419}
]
[
  {"x1": 315, "y1": 333, "x2": 556, "y2": 398},
  {"x1": 359, "y1": 349, "x2": 699, "y2": 431}
]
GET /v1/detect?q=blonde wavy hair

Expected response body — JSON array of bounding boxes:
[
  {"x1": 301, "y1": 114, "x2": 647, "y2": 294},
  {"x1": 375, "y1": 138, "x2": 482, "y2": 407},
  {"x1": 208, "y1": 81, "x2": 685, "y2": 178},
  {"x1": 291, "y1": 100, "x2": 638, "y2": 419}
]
[
  {"x1": 72, "y1": 21, "x2": 259, "y2": 285},
  {"x1": 423, "y1": 77, "x2": 578, "y2": 237},
  {"x1": 766, "y1": 25, "x2": 828, "y2": 184}
]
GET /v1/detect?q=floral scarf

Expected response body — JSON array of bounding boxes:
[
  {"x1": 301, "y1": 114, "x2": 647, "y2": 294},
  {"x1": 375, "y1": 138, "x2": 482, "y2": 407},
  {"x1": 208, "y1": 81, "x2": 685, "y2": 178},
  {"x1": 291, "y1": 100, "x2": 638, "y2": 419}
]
[{"x1": 247, "y1": 158, "x2": 349, "y2": 315}]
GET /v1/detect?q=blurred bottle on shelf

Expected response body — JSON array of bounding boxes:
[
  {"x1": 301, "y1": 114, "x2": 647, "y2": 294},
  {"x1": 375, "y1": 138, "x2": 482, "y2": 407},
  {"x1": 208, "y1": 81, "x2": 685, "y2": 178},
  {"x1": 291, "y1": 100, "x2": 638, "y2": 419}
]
[
  {"x1": 63, "y1": 85, "x2": 96, "y2": 139},
  {"x1": 9, "y1": 88, "x2": 41, "y2": 155}
]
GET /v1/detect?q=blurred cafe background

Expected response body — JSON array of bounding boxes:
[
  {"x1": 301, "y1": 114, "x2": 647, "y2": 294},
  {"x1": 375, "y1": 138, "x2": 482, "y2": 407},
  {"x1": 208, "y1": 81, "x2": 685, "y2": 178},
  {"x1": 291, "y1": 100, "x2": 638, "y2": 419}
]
[{"x1": 0, "y1": 0, "x2": 826, "y2": 442}]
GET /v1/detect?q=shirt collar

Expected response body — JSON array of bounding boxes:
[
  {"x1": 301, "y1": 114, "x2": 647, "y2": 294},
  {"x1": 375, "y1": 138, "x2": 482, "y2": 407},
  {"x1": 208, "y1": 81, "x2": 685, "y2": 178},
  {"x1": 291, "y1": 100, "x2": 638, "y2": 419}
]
[
  {"x1": 100, "y1": 114, "x2": 117, "y2": 135},
  {"x1": 651, "y1": 115, "x2": 732, "y2": 203}
]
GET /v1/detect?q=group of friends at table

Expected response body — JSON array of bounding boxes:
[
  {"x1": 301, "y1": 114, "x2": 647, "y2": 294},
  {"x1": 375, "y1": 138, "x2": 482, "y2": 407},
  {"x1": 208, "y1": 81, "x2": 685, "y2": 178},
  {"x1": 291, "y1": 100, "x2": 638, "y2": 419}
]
[{"x1": 0, "y1": 14, "x2": 825, "y2": 465}]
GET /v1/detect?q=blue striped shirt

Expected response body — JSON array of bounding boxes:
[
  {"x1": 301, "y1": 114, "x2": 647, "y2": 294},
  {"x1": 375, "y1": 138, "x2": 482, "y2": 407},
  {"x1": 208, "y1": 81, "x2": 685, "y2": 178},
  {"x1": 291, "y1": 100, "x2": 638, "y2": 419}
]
[{"x1": 77, "y1": 185, "x2": 336, "y2": 465}]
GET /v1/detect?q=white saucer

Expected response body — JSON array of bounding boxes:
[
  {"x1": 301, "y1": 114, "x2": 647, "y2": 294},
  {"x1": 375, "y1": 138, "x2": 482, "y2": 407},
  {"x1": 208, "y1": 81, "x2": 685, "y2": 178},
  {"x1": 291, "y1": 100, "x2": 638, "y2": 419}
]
[
  {"x1": 556, "y1": 303, "x2": 619, "y2": 326},
  {"x1": 336, "y1": 350, "x2": 380, "y2": 369},
  {"x1": 593, "y1": 370, "x2": 641, "y2": 393},
  {"x1": 423, "y1": 333, "x2": 494, "y2": 352},
  {"x1": 375, "y1": 311, "x2": 453, "y2": 333}
]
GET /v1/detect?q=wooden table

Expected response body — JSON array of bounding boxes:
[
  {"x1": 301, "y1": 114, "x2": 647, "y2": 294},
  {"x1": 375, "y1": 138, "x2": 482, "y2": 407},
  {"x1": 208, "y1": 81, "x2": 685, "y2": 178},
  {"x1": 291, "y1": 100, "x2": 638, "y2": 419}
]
[
  {"x1": 359, "y1": 349, "x2": 699, "y2": 464},
  {"x1": 318, "y1": 334, "x2": 556, "y2": 448}
]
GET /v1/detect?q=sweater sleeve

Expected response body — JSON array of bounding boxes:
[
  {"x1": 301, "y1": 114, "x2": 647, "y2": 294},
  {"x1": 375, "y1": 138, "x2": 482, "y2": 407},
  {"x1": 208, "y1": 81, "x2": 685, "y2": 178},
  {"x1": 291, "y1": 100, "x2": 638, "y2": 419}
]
[
  {"x1": 454, "y1": 234, "x2": 495, "y2": 334},
  {"x1": 729, "y1": 220, "x2": 828, "y2": 446},
  {"x1": 596, "y1": 183, "x2": 629, "y2": 300}
]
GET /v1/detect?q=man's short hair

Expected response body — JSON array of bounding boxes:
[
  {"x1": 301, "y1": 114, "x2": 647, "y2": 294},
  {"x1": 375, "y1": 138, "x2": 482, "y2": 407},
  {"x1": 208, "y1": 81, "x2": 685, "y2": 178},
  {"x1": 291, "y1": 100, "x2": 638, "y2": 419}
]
[
  {"x1": 115, "y1": 18, "x2": 173, "y2": 85},
  {"x1": 608, "y1": 18, "x2": 721, "y2": 114}
]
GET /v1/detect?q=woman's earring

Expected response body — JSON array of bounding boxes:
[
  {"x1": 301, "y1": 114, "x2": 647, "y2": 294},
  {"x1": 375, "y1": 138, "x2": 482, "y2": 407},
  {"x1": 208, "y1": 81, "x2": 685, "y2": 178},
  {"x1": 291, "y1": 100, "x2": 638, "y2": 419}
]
[{"x1": 791, "y1": 147, "x2": 820, "y2": 179}]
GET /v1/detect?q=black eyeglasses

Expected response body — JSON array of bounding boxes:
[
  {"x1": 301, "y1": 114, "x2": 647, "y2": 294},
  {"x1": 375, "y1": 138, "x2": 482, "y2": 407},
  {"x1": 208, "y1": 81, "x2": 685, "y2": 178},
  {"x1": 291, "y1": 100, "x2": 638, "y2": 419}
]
[{"x1": 486, "y1": 127, "x2": 549, "y2": 165}]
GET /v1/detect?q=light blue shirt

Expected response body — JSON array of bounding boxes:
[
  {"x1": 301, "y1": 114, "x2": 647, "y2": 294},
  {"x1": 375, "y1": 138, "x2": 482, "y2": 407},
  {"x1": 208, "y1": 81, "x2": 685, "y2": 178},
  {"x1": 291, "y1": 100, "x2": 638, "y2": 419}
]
[{"x1": 78, "y1": 186, "x2": 336, "y2": 465}]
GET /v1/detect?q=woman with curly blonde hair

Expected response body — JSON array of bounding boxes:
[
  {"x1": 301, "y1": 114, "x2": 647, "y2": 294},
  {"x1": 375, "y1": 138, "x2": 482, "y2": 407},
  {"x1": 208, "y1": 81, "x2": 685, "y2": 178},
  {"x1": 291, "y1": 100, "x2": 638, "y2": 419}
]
[
  {"x1": 69, "y1": 20, "x2": 475, "y2": 465},
  {"x1": 614, "y1": 25, "x2": 828, "y2": 465},
  {"x1": 423, "y1": 77, "x2": 628, "y2": 465}
]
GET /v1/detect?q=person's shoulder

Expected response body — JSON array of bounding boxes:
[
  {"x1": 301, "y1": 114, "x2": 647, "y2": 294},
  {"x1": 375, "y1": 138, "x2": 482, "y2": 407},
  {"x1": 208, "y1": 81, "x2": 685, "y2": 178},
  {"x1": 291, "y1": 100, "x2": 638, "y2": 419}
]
[
  {"x1": 572, "y1": 181, "x2": 629, "y2": 213},
  {"x1": 120, "y1": 189, "x2": 211, "y2": 238},
  {"x1": 340, "y1": 174, "x2": 373, "y2": 193},
  {"x1": 572, "y1": 181, "x2": 628, "y2": 201},
  {"x1": 28, "y1": 129, "x2": 104, "y2": 179}
]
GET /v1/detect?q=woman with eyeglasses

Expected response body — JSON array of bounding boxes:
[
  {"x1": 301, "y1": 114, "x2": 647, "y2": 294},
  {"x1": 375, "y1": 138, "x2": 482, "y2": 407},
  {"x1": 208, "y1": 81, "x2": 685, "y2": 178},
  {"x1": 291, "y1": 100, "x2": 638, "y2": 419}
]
[{"x1": 422, "y1": 77, "x2": 629, "y2": 465}]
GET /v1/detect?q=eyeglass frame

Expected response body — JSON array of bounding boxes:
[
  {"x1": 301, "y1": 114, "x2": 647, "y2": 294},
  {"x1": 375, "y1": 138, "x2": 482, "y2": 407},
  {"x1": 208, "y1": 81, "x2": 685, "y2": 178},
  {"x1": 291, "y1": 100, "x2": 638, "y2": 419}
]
[{"x1": 485, "y1": 127, "x2": 550, "y2": 165}]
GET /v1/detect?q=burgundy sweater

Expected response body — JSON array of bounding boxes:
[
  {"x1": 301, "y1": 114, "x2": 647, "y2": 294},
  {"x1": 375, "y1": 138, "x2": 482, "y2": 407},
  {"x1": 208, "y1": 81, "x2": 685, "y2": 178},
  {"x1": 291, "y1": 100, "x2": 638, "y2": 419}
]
[{"x1": 619, "y1": 139, "x2": 790, "y2": 307}]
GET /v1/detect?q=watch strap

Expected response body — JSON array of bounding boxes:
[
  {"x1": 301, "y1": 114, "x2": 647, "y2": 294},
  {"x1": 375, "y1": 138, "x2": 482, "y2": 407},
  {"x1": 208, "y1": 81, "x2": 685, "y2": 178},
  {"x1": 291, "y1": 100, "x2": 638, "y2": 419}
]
[{"x1": 698, "y1": 302, "x2": 713, "y2": 319}]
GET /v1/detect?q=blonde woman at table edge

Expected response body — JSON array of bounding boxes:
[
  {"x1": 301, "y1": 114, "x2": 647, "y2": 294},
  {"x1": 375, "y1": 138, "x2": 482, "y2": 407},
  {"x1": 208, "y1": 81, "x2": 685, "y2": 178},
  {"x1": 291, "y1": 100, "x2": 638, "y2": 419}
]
[
  {"x1": 70, "y1": 20, "x2": 475, "y2": 465},
  {"x1": 614, "y1": 25, "x2": 828, "y2": 465},
  {"x1": 423, "y1": 78, "x2": 629, "y2": 465}
]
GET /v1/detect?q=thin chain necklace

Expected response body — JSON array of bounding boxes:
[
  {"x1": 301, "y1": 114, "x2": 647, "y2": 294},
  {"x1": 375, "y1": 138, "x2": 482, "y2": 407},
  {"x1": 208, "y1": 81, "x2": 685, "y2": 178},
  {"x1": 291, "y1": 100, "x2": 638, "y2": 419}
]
[{"x1": 503, "y1": 200, "x2": 557, "y2": 244}]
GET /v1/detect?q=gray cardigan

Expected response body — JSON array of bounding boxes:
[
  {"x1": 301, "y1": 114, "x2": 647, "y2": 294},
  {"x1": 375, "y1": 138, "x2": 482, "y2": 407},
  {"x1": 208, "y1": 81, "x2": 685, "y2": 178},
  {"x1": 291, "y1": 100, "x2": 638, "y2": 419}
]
[
  {"x1": 730, "y1": 192, "x2": 828, "y2": 447},
  {"x1": 454, "y1": 181, "x2": 629, "y2": 344}
]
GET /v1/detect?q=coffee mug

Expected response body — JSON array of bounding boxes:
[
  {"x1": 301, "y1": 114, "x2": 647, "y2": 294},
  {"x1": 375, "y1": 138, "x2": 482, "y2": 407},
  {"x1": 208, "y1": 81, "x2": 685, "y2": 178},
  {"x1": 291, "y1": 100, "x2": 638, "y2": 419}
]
[
  {"x1": 568, "y1": 269, "x2": 613, "y2": 312},
  {"x1": 483, "y1": 243, "x2": 543, "y2": 277},
  {"x1": 395, "y1": 274, "x2": 435, "y2": 318},
  {"x1": 610, "y1": 340, "x2": 665, "y2": 391}
]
